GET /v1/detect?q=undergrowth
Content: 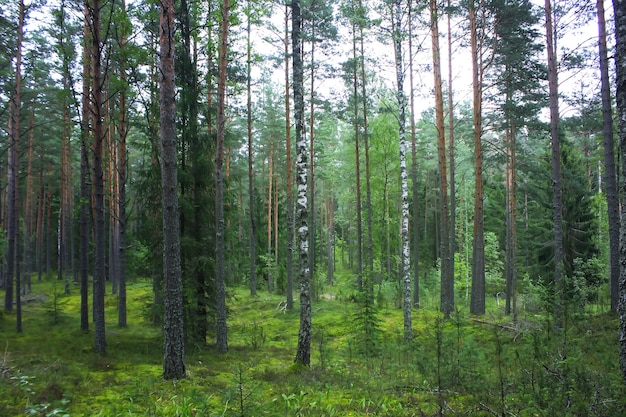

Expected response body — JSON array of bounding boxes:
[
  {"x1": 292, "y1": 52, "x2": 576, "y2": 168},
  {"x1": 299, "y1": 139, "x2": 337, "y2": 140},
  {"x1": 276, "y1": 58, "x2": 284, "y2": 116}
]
[{"x1": 0, "y1": 274, "x2": 625, "y2": 416}]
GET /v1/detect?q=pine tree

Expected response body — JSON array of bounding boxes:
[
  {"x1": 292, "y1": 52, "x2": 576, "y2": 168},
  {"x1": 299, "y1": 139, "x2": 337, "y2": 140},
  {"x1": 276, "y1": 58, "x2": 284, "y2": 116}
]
[{"x1": 160, "y1": 0, "x2": 186, "y2": 379}]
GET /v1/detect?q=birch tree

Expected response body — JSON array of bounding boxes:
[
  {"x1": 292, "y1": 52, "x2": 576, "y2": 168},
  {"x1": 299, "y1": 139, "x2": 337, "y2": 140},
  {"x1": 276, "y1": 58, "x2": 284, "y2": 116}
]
[
  {"x1": 294, "y1": 0, "x2": 312, "y2": 366},
  {"x1": 392, "y1": 0, "x2": 412, "y2": 339}
]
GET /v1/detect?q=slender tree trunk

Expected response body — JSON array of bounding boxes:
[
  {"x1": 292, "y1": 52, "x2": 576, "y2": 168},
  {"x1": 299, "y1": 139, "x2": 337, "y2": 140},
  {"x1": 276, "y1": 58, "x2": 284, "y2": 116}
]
[
  {"x1": 431, "y1": 0, "x2": 452, "y2": 318},
  {"x1": 215, "y1": 0, "x2": 230, "y2": 354},
  {"x1": 469, "y1": 0, "x2": 485, "y2": 316},
  {"x1": 80, "y1": 2, "x2": 91, "y2": 332},
  {"x1": 118, "y1": 0, "x2": 128, "y2": 327},
  {"x1": 446, "y1": 0, "x2": 456, "y2": 306},
  {"x1": 5, "y1": 2, "x2": 25, "y2": 324},
  {"x1": 246, "y1": 9, "x2": 257, "y2": 296},
  {"x1": 326, "y1": 195, "x2": 334, "y2": 285},
  {"x1": 309, "y1": 28, "x2": 317, "y2": 285},
  {"x1": 612, "y1": 0, "x2": 626, "y2": 383},
  {"x1": 285, "y1": 4, "x2": 295, "y2": 310},
  {"x1": 352, "y1": 23, "x2": 363, "y2": 291},
  {"x1": 393, "y1": 0, "x2": 412, "y2": 339},
  {"x1": 293, "y1": 0, "x2": 312, "y2": 366},
  {"x1": 89, "y1": 0, "x2": 106, "y2": 354},
  {"x1": 358, "y1": 0, "x2": 374, "y2": 288},
  {"x1": 545, "y1": 0, "x2": 564, "y2": 327},
  {"x1": 267, "y1": 141, "x2": 275, "y2": 293},
  {"x1": 160, "y1": 0, "x2": 186, "y2": 379},
  {"x1": 24, "y1": 105, "x2": 35, "y2": 294},
  {"x1": 409, "y1": 0, "x2": 420, "y2": 308},
  {"x1": 597, "y1": 0, "x2": 619, "y2": 312}
]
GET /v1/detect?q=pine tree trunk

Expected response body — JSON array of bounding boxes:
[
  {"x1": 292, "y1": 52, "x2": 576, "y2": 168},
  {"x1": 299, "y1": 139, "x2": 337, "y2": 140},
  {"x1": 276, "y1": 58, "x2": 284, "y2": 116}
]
[
  {"x1": 215, "y1": 0, "x2": 230, "y2": 354},
  {"x1": 246, "y1": 9, "x2": 257, "y2": 297},
  {"x1": 89, "y1": 0, "x2": 107, "y2": 354},
  {"x1": 394, "y1": 0, "x2": 413, "y2": 339},
  {"x1": 118, "y1": 0, "x2": 128, "y2": 327},
  {"x1": 545, "y1": 0, "x2": 564, "y2": 327},
  {"x1": 160, "y1": 0, "x2": 186, "y2": 379},
  {"x1": 5, "y1": 1, "x2": 24, "y2": 322},
  {"x1": 293, "y1": 0, "x2": 312, "y2": 366},
  {"x1": 612, "y1": 0, "x2": 626, "y2": 382},
  {"x1": 80, "y1": 2, "x2": 91, "y2": 332},
  {"x1": 358, "y1": 0, "x2": 374, "y2": 286},
  {"x1": 352, "y1": 23, "x2": 363, "y2": 291},
  {"x1": 446, "y1": 0, "x2": 456, "y2": 310},
  {"x1": 597, "y1": 0, "x2": 619, "y2": 312},
  {"x1": 431, "y1": 0, "x2": 452, "y2": 318},
  {"x1": 469, "y1": 0, "x2": 485, "y2": 316}
]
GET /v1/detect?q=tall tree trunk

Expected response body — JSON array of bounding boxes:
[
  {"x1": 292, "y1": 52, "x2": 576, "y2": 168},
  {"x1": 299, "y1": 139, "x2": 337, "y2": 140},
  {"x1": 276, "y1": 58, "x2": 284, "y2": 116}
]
[
  {"x1": 160, "y1": 0, "x2": 186, "y2": 379},
  {"x1": 24, "y1": 105, "x2": 35, "y2": 294},
  {"x1": 80, "y1": 1, "x2": 91, "y2": 332},
  {"x1": 358, "y1": 0, "x2": 374, "y2": 288},
  {"x1": 431, "y1": 0, "x2": 452, "y2": 318},
  {"x1": 215, "y1": 0, "x2": 230, "y2": 354},
  {"x1": 393, "y1": 0, "x2": 413, "y2": 340},
  {"x1": 267, "y1": 141, "x2": 275, "y2": 293},
  {"x1": 117, "y1": 0, "x2": 129, "y2": 327},
  {"x1": 293, "y1": 0, "x2": 312, "y2": 366},
  {"x1": 597, "y1": 0, "x2": 619, "y2": 312},
  {"x1": 409, "y1": 0, "x2": 420, "y2": 308},
  {"x1": 612, "y1": 0, "x2": 626, "y2": 383},
  {"x1": 5, "y1": 1, "x2": 25, "y2": 325},
  {"x1": 246, "y1": 8, "x2": 257, "y2": 296},
  {"x1": 352, "y1": 22, "x2": 363, "y2": 291},
  {"x1": 545, "y1": 0, "x2": 564, "y2": 327},
  {"x1": 469, "y1": 0, "x2": 485, "y2": 316},
  {"x1": 284, "y1": 4, "x2": 295, "y2": 310},
  {"x1": 89, "y1": 0, "x2": 106, "y2": 354},
  {"x1": 446, "y1": 0, "x2": 456, "y2": 308},
  {"x1": 309, "y1": 27, "x2": 317, "y2": 285}
]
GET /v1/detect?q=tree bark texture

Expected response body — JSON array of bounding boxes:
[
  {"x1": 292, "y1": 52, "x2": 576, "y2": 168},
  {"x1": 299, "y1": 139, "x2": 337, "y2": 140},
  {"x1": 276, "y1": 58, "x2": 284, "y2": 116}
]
[
  {"x1": 352, "y1": 23, "x2": 363, "y2": 291},
  {"x1": 215, "y1": 0, "x2": 230, "y2": 354},
  {"x1": 431, "y1": 0, "x2": 453, "y2": 318},
  {"x1": 597, "y1": 0, "x2": 619, "y2": 312},
  {"x1": 90, "y1": 0, "x2": 107, "y2": 355},
  {"x1": 284, "y1": 5, "x2": 295, "y2": 311},
  {"x1": 293, "y1": 0, "x2": 312, "y2": 366},
  {"x1": 469, "y1": 0, "x2": 485, "y2": 316},
  {"x1": 160, "y1": 0, "x2": 186, "y2": 379},
  {"x1": 118, "y1": 1, "x2": 128, "y2": 326},
  {"x1": 80, "y1": 1, "x2": 91, "y2": 332},
  {"x1": 246, "y1": 10, "x2": 257, "y2": 297},
  {"x1": 5, "y1": 1, "x2": 25, "y2": 320},
  {"x1": 394, "y1": 0, "x2": 413, "y2": 340},
  {"x1": 545, "y1": 0, "x2": 564, "y2": 327},
  {"x1": 612, "y1": 0, "x2": 626, "y2": 383}
]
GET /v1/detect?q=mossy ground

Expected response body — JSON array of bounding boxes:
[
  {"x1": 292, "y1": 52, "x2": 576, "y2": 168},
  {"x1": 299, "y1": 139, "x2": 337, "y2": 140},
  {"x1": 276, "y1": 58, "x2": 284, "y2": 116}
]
[{"x1": 1, "y1": 273, "x2": 625, "y2": 416}]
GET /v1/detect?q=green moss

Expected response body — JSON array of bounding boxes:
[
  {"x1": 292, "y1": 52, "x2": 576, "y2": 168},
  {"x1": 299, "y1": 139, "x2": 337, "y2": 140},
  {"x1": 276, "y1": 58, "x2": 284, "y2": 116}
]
[{"x1": 0, "y1": 276, "x2": 625, "y2": 416}]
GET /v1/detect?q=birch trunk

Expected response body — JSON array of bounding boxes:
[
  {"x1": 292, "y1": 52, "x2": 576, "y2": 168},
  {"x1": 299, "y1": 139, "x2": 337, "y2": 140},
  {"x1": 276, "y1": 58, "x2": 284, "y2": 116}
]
[
  {"x1": 393, "y1": 0, "x2": 412, "y2": 340},
  {"x1": 293, "y1": 0, "x2": 312, "y2": 366}
]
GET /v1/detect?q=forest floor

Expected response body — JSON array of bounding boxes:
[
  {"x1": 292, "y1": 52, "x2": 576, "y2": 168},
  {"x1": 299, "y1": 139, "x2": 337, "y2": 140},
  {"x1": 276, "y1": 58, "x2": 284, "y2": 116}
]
[{"x1": 0, "y1": 273, "x2": 625, "y2": 416}]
